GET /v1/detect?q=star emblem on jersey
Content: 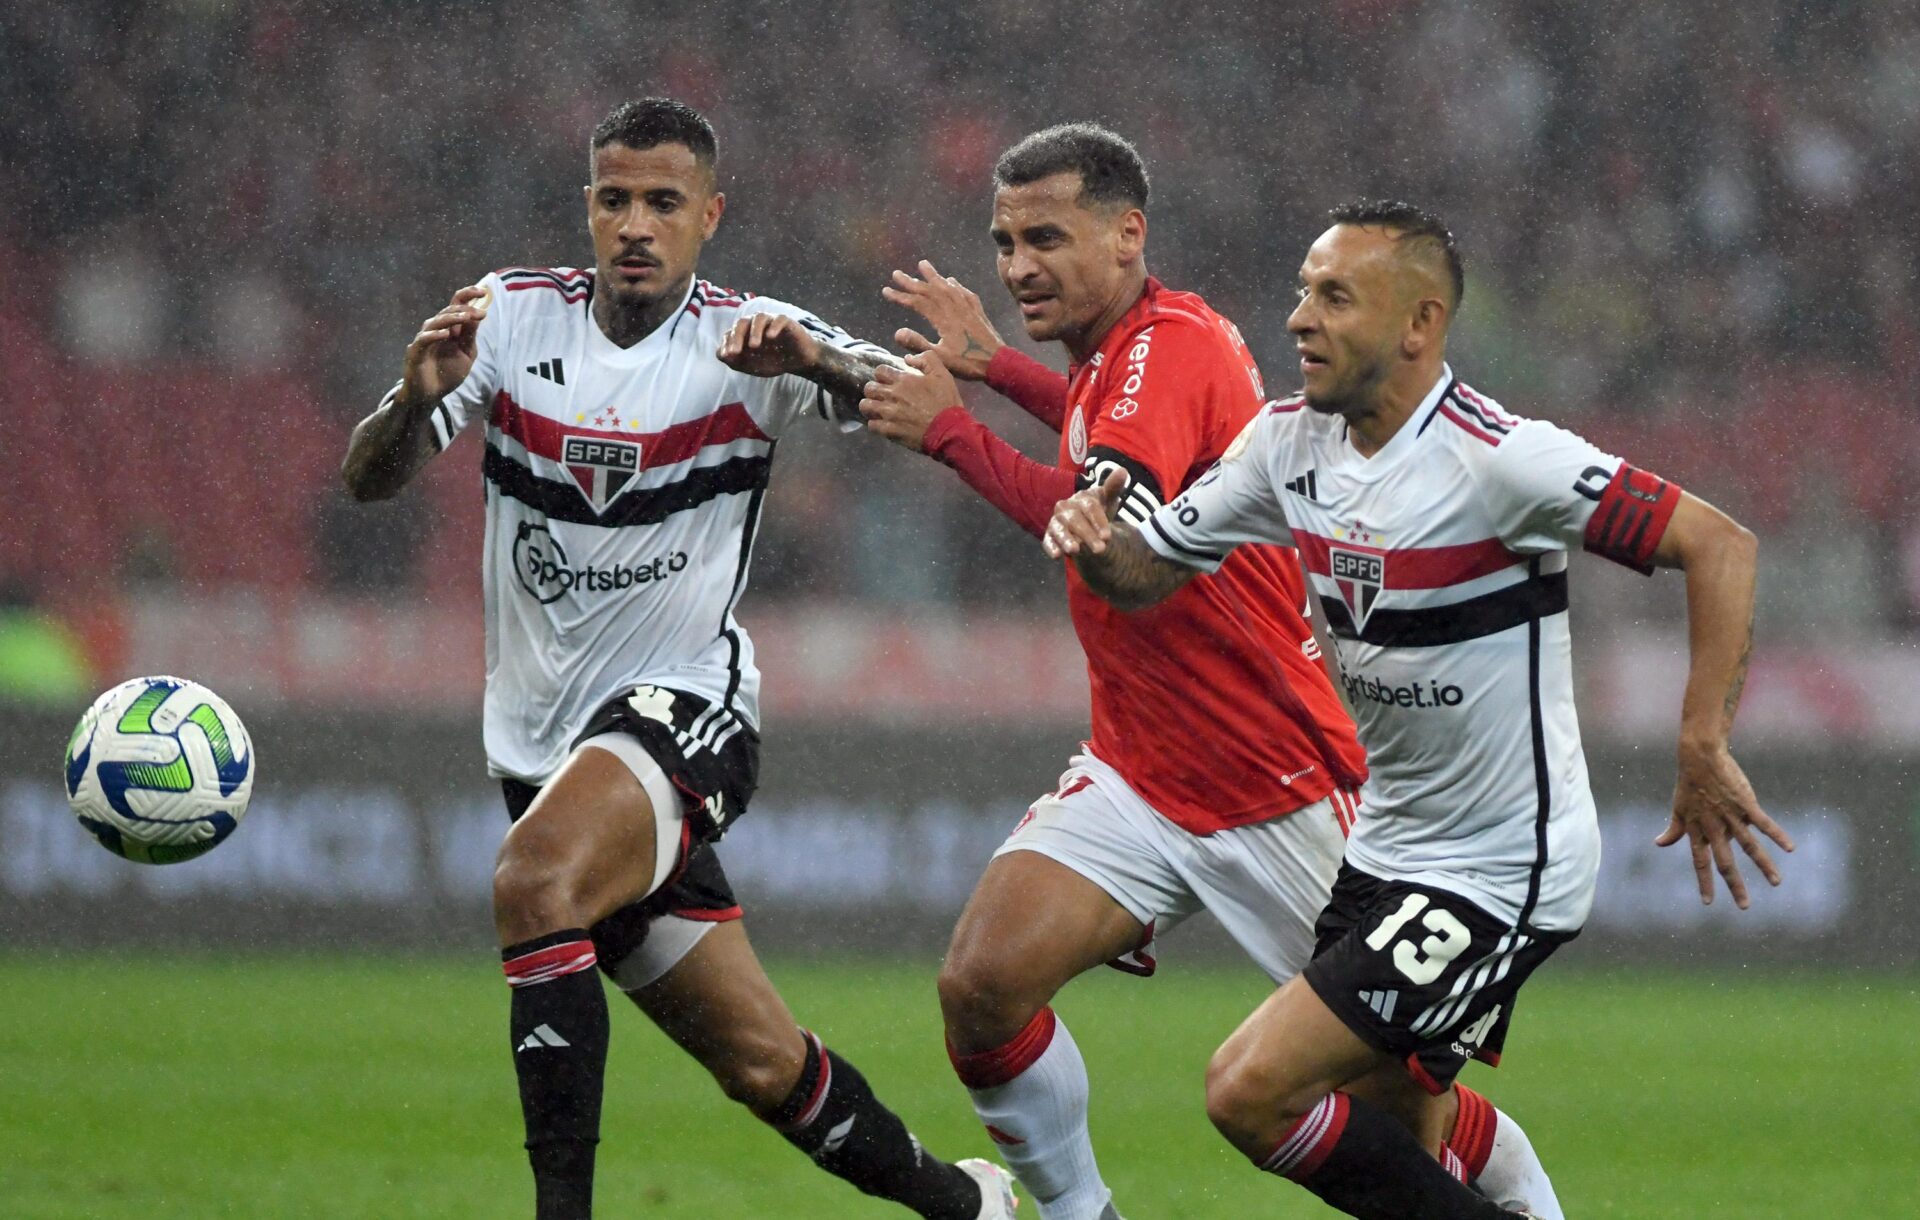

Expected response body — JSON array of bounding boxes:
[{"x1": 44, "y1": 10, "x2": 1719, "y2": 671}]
[
  {"x1": 561, "y1": 434, "x2": 642, "y2": 514},
  {"x1": 1329, "y1": 543, "x2": 1386, "y2": 632}
]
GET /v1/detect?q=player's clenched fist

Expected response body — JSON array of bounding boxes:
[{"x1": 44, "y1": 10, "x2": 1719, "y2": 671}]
[
  {"x1": 882, "y1": 259, "x2": 1004, "y2": 381},
  {"x1": 717, "y1": 312, "x2": 820, "y2": 377},
  {"x1": 1043, "y1": 469, "x2": 1128, "y2": 559},
  {"x1": 402, "y1": 284, "x2": 490, "y2": 404}
]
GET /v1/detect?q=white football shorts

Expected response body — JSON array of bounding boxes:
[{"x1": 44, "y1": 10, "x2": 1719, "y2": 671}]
[{"x1": 993, "y1": 749, "x2": 1355, "y2": 984}]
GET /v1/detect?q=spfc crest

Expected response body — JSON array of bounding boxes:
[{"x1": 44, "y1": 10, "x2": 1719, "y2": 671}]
[
  {"x1": 562, "y1": 435, "x2": 641, "y2": 514},
  {"x1": 1329, "y1": 544, "x2": 1385, "y2": 632}
]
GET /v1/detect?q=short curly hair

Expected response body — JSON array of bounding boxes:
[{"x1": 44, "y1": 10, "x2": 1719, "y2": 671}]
[{"x1": 994, "y1": 123, "x2": 1149, "y2": 211}]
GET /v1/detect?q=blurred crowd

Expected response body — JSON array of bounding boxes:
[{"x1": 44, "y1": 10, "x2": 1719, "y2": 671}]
[{"x1": 6, "y1": 0, "x2": 1917, "y2": 642}]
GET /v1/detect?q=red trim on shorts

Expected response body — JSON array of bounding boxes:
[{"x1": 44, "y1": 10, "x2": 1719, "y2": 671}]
[
  {"x1": 670, "y1": 905, "x2": 743, "y2": 922},
  {"x1": 1449, "y1": 1083, "x2": 1497, "y2": 1181},
  {"x1": 1405, "y1": 1052, "x2": 1447, "y2": 1096},
  {"x1": 947, "y1": 1007, "x2": 1058, "y2": 1089}
]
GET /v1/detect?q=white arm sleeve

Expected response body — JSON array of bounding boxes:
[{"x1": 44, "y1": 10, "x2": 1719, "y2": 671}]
[
  {"x1": 1139, "y1": 412, "x2": 1291, "y2": 573},
  {"x1": 424, "y1": 272, "x2": 507, "y2": 450},
  {"x1": 1477, "y1": 419, "x2": 1622, "y2": 554},
  {"x1": 739, "y1": 297, "x2": 896, "y2": 432}
]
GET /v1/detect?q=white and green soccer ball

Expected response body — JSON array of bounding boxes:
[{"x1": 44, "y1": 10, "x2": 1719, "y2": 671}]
[{"x1": 64, "y1": 676, "x2": 256, "y2": 865}]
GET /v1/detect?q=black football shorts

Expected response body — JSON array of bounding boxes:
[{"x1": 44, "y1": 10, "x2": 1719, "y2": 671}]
[
  {"x1": 500, "y1": 684, "x2": 760, "y2": 971},
  {"x1": 1303, "y1": 863, "x2": 1571, "y2": 1093}
]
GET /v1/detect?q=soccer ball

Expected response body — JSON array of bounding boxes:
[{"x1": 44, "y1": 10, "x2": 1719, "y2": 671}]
[{"x1": 64, "y1": 675, "x2": 256, "y2": 864}]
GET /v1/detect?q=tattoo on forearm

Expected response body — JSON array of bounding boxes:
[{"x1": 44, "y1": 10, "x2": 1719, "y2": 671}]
[
  {"x1": 1723, "y1": 620, "x2": 1753, "y2": 722},
  {"x1": 802, "y1": 345, "x2": 904, "y2": 404},
  {"x1": 1076, "y1": 524, "x2": 1191, "y2": 610}
]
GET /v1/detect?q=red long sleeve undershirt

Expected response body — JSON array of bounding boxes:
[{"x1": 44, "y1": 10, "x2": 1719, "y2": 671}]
[
  {"x1": 922, "y1": 405, "x2": 1077, "y2": 539},
  {"x1": 917, "y1": 347, "x2": 1079, "y2": 539},
  {"x1": 983, "y1": 346, "x2": 1070, "y2": 431}
]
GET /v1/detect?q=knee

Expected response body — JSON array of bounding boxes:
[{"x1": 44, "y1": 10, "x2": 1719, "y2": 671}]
[
  {"x1": 492, "y1": 826, "x2": 579, "y2": 940},
  {"x1": 937, "y1": 949, "x2": 1040, "y2": 1048},
  {"x1": 711, "y1": 1028, "x2": 808, "y2": 1114},
  {"x1": 1205, "y1": 1043, "x2": 1306, "y2": 1159}
]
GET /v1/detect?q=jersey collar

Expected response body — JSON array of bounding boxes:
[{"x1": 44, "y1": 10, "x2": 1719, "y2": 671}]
[
  {"x1": 1069, "y1": 276, "x2": 1164, "y2": 381},
  {"x1": 1334, "y1": 363, "x2": 1455, "y2": 480},
  {"x1": 586, "y1": 277, "x2": 697, "y2": 367}
]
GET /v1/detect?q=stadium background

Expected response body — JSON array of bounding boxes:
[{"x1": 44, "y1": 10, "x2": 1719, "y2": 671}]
[{"x1": 4, "y1": 1, "x2": 1916, "y2": 1216}]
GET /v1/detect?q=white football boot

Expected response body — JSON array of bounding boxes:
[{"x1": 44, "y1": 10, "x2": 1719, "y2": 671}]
[{"x1": 958, "y1": 1158, "x2": 1019, "y2": 1219}]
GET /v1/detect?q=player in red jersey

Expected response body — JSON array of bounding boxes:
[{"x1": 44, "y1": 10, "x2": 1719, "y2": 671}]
[{"x1": 857, "y1": 126, "x2": 1558, "y2": 1219}]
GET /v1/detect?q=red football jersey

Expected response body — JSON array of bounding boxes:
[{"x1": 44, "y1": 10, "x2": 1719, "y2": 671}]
[{"x1": 1060, "y1": 279, "x2": 1367, "y2": 833}]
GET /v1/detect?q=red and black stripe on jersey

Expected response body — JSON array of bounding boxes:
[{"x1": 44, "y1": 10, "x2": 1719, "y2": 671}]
[
  {"x1": 483, "y1": 391, "x2": 775, "y2": 528},
  {"x1": 499, "y1": 267, "x2": 594, "y2": 303},
  {"x1": 684, "y1": 280, "x2": 754, "y2": 318},
  {"x1": 1293, "y1": 528, "x2": 1569, "y2": 647}
]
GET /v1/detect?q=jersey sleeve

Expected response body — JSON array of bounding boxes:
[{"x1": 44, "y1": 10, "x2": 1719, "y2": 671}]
[
  {"x1": 413, "y1": 271, "x2": 506, "y2": 451},
  {"x1": 1078, "y1": 319, "x2": 1235, "y2": 531},
  {"x1": 1479, "y1": 419, "x2": 1682, "y2": 573},
  {"x1": 739, "y1": 297, "x2": 894, "y2": 434},
  {"x1": 1139, "y1": 410, "x2": 1290, "y2": 573}
]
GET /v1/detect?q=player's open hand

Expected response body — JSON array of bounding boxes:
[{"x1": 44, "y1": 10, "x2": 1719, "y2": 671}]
[
  {"x1": 718, "y1": 312, "x2": 820, "y2": 378},
  {"x1": 1044, "y1": 469, "x2": 1128, "y2": 560},
  {"x1": 860, "y1": 351, "x2": 957, "y2": 452},
  {"x1": 402, "y1": 284, "x2": 490, "y2": 404},
  {"x1": 1658, "y1": 742, "x2": 1793, "y2": 909},
  {"x1": 883, "y1": 259, "x2": 1004, "y2": 382}
]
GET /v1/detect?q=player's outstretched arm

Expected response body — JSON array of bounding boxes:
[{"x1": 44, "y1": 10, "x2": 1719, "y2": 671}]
[
  {"x1": 1045, "y1": 470, "x2": 1197, "y2": 611},
  {"x1": 716, "y1": 311, "x2": 903, "y2": 406},
  {"x1": 882, "y1": 259, "x2": 1003, "y2": 381},
  {"x1": 342, "y1": 284, "x2": 490, "y2": 502},
  {"x1": 1649, "y1": 492, "x2": 1793, "y2": 908}
]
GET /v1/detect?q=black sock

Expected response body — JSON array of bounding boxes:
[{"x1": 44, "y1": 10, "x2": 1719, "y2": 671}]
[
  {"x1": 764, "y1": 1030, "x2": 983, "y2": 1220},
  {"x1": 503, "y1": 930, "x2": 609, "y2": 1220},
  {"x1": 1263, "y1": 1092, "x2": 1515, "y2": 1220}
]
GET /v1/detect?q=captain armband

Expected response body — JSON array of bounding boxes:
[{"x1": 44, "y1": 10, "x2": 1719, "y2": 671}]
[{"x1": 1578, "y1": 462, "x2": 1681, "y2": 573}]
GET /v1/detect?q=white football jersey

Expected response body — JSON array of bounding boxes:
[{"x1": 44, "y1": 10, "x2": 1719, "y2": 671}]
[
  {"x1": 401, "y1": 267, "x2": 885, "y2": 783},
  {"x1": 1144, "y1": 367, "x2": 1675, "y2": 934}
]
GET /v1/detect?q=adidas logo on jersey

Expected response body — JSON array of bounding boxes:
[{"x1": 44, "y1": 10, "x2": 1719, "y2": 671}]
[
  {"x1": 1285, "y1": 469, "x2": 1320, "y2": 500},
  {"x1": 526, "y1": 357, "x2": 567, "y2": 385}
]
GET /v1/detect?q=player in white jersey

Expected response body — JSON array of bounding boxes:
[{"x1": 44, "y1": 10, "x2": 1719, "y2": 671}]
[
  {"x1": 1044, "y1": 201, "x2": 1790, "y2": 1219},
  {"x1": 341, "y1": 98, "x2": 1013, "y2": 1220}
]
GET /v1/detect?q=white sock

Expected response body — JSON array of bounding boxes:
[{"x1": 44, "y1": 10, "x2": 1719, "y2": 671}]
[
  {"x1": 1481, "y1": 1107, "x2": 1563, "y2": 1219},
  {"x1": 950, "y1": 1008, "x2": 1113, "y2": 1220}
]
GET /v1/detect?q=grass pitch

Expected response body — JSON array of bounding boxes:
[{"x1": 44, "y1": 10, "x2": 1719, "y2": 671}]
[{"x1": 2, "y1": 952, "x2": 1913, "y2": 1218}]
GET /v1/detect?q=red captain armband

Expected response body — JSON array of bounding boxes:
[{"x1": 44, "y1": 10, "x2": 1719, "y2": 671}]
[{"x1": 1581, "y1": 462, "x2": 1681, "y2": 573}]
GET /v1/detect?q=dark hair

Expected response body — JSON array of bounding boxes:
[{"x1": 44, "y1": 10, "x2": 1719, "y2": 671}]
[
  {"x1": 590, "y1": 97, "x2": 718, "y2": 174},
  {"x1": 1327, "y1": 200, "x2": 1464, "y2": 307},
  {"x1": 993, "y1": 123, "x2": 1149, "y2": 211}
]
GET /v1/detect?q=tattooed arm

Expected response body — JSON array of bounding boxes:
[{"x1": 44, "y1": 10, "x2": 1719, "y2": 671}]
[
  {"x1": 716, "y1": 311, "x2": 904, "y2": 414},
  {"x1": 1649, "y1": 493, "x2": 1791, "y2": 908},
  {"x1": 1043, "y1": 470, "x2": 1197, "y2": 610}
]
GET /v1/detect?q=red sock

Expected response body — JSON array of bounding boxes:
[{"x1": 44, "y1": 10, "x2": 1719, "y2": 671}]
[{"x1": 1448, "y1": 1083, "x2": 1498, "y2": 1183}]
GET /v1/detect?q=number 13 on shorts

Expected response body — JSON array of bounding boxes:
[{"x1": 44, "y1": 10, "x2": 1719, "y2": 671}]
[{"x1": 1363, "y1": 892, "x2": 1473, "y2": 986}]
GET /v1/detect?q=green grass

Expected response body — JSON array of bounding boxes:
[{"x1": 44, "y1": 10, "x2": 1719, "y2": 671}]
[{"x1": 2, "y1": 954, "x2": 1915, "y2": 1218}]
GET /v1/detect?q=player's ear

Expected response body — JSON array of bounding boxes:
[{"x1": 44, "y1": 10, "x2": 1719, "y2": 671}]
[
  {"x1": 1403, "y1": 296, "x2": 1448, "y2": 358},
  {"x1": 702, "y1": 191, "x2": 726, "y2": 241},
  {"x1": 1115, "y1": 208, "x2": 1147, "y2": 266}
]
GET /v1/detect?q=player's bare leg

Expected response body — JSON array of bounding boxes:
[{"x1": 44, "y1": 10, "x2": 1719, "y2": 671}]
[
  {"x1": 633, "y1": 919, "x2": 1010, "y2": 1219},
  {"x1": 939, "y1": 850, "x2": 1147, "y2": 1220},
  {"x1": 493, "y1": 745, "x2": 665, "y2": 1220},
  {"x1": 1205, "y1": 977, "x2": 1523, "y2": 1219}
]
